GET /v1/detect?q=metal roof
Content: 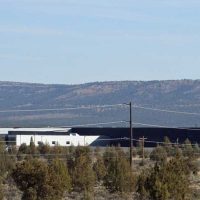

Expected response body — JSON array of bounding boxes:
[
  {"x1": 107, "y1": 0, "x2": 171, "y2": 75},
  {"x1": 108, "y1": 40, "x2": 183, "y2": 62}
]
[{"x1": 0, "y1": 127, "x2": 71, "y2": 135}]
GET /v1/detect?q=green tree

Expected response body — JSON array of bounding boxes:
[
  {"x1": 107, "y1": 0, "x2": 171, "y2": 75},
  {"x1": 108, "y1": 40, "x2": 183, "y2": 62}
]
[
  {"x1": 150, "y1": 146, "x2": 167, "y2": 162},
  {"x1": 93, "y1": 154, "x2": 106, "y2": 182},
  {"x1": 72, "y1": 147, "x2": 95, "y2": 193},
  {"x1": 0, "y1": 140, "x2": 17, "y2": 200},
  {"x1": 29, "y1": 137, "x2": 37, "y2": 155},
  {"x1": 18, "y1": 143, "x2": 29, "y2": 154},
  {"x1": 12, "y1": 158, "x2": 71, "y2": 200},
  {"x1": 12, "y1": 158, "x2": 48, "y2": 200},
  {"x1": 103, "y1": 147, "x2": 135, "y2": 194},
  {"x1": 37, "y1": 143, "x2": 50, "y2": 155},
  {"x1": 136, "y1": 169, "x2": 150, "y2": 200},
  {"x1": 0, "y1": 140, "x2": 15, "y2": 178},
  {"x1": 18, "y1": 138, "x2": 38, "y2": 157},
  {"x1": 50, "y1": 144, "x2": 64, "y2": 155},
  {"x1": 163, "y1": 136, "x2": 173, "y2": 156},
  {"x1": 137, "y1": 156, "x2": 191, "y2": 200},
  {"x1": 182, "y1": 138, "x2": 194, "y2": 157},
  {"x1": 193, "y1": 143, "x2": 200, "y2": 155},
  {"x1": 49, "y1": 158, "x2": 71, "y2": 193}
]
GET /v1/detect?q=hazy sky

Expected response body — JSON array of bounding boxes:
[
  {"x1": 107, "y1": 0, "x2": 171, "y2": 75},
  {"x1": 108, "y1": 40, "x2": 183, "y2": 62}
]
[{"x1": 0, "y1": 0, "x2": 200, "y2": 84}]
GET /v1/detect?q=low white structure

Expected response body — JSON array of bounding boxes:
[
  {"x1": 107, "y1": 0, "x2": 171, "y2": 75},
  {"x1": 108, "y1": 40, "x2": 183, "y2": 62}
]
[
  {"x1": 15, "y1": 133, "x2": 100, "y2": 147},
  {"x1": 6, "y1": 127, "x2": 102, "y2": 147}
]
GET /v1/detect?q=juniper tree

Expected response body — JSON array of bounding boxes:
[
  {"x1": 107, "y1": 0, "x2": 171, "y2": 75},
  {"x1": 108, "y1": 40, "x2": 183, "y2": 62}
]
[
  {"x1": 0, "y1": 140, "x2": 15, "y2": 178},
  {"x1": 163, "y1": 136, "x2": 173, "y2": 156},
  {"x1": 70, "y1": 146, "x2": 95, "y2": 193},
  {"x1": 137, "y1": 155, "x2": 191, "y2": 200},
  {"x1": 18, "y1": 143, "x2": 29, "y2": 154},
  {"x1": 193, "y1": 143, "x2": 200, "y2": 155},
  {"x1": 48, "y1": 158, "x2": 72, "y2": 195},
  {"x1": 182, "y1": 138, "x2": 194, "y2": 157},
  {"x1": 29, "y1": 137, "x2": 36, "y2": 154},
  {"x1": 103, "y1": 147, "x2": 135, "y2": 194},
  {"x1": 73, "y1": 154, "x2": 95, "y2": 192},
  {"x1": 93, "y1": 152, "x2": 106, "y2": 182},
  {"x1": 150, "y1": 145, "x2": 167, "y2": 162},
  {"x1": 12, "y1": 158, "x2": 71, "y2": 200},
  {"x1": 37, "y1": 143, "x2": 51, "y2": 155},
  {"x1": 0, "y1": 140, "x2": 16, "y2": 200}
]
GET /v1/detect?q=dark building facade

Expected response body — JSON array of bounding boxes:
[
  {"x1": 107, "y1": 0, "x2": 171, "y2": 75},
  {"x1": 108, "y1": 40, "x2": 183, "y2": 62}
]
[{"x1": 72, "y1": 127, "x2": 200, "y2": 147}]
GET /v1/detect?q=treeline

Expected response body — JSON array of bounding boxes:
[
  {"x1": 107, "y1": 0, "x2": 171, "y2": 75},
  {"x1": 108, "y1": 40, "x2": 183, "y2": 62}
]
[{"x1": 0, "y1": 137, "x2": 200, "y2": 199}]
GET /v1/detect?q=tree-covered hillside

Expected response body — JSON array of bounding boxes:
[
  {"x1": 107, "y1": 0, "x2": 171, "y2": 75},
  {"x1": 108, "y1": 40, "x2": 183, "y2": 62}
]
[{"x1": 0, "y1": 80, "x2": 200, "y2": 127}]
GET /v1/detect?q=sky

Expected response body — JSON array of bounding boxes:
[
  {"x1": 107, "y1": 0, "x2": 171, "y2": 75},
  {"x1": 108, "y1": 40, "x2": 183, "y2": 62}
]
[{"x1": 0, "y1": 0, "x2": 200, "y2": 84}]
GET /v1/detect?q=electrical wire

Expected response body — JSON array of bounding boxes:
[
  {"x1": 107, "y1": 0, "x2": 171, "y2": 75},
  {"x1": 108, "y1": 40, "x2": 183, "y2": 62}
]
[
  {"x1": 0, "y1": 104, "x2": 124, "y2": 113},
  {"x1": 0, "y1": 103, "x2": 199, "y2": 117},
  {"x1": 61, "y1": 120, "x2": 126, "y2": 127},
  {"x1": 133, "y1": 105, "x2": 200, "y2": 116},
  {"x1": 132, "y1": 122, "x2": 200, "y2": 131},
  {"x1": 2, "y1": 137, "x2": 199, "y2": 147},
  {"x1": 131, "y1": 138, "x2": 199, "y2": 147}
]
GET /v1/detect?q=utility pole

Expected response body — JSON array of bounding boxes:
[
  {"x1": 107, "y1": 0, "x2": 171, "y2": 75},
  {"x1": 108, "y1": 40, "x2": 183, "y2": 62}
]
[
  {"x1": 129, "y1": 102, "x2": 133, "y2": 167},
  {"x1": 139, "y1": 136, "x2": 147, "y2": 163}
]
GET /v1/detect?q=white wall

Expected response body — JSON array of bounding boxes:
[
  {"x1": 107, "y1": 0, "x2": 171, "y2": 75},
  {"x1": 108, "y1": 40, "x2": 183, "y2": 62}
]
[{"x1": 16, "y1": 133, "x2": 100, "y2": 147}]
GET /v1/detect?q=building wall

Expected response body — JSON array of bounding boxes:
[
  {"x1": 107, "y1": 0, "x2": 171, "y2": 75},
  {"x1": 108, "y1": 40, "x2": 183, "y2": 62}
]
[
  {"x1": 72, "y1": 127, "x2": 200, "y2": 147},
  {"x1": 16, "y1": 133, "x2": 100, "y2": 147},
  {"x1": 8, "y1": 127, "x2": 200, "y2": 147}
]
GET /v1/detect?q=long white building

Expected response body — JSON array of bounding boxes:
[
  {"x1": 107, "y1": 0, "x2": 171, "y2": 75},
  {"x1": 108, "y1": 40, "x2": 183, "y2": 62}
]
[{"x1": 0, "y1": 127, "x2": 109, "y2": 147}]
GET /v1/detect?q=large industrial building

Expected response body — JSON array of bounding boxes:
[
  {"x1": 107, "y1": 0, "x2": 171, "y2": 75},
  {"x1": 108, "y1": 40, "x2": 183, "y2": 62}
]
[{"x1": 1, "y1": 127, "x2": 200, "y2": 147}]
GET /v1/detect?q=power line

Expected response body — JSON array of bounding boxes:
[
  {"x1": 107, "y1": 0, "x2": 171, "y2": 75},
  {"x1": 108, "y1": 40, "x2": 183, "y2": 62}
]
[
  {"x1": 0, "y1": 104, "x2": 124, "y2": 113},
  {"x1": 95, "y1": 137, "x2": 128, "y2": 141},
  {"x1": 131, "y1": 138, "x2": 198, "y2": 146},
  {"x1": 0, "y1": 103, "x2": 199, "y2": 118},
  {"x1": 133, "y1": 105, "x2": 200, "y2": 116},
  {"x1": 132, "y1": 121, "x2": 200, "y2": 131},
  {"x1": 3, "y1": 136, "x2": 199, "y2": 146},
  {"x1": 0, "y1": 153, "x2": 131, "y2": 159},
  {"x1": 105, "y1": 137, "x2": 199, "y2": 146},
  {"x1": 62, "y1": 120, "x2": 126, "y2": 128}
]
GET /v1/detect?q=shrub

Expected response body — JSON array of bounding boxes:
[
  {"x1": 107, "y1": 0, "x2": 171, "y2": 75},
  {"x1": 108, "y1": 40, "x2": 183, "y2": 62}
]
[
  {"x1": 137, "y1": 155, "x2": 191, "y2": 200},
  {"x1": 71, "y1": 147, "x2": 95, "y2": 193},
  {"x1": 103, "y1": 147, "x2": 135, "y2": 194},
  {"x1": 93, "y1": 155, "x2": 106, "y2": 182},
  {"x1": 12, "y1": 158, "x2": 71, "y2": 200},
  {"x1": 150, "y1": 146, "x2": 167, "y2": 162},
  {"x1": 73, "y1": 154, "x2": 95, "y2": 192}
]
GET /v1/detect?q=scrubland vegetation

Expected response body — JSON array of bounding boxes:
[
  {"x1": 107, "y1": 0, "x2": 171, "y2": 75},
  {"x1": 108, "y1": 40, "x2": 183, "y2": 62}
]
[{"x1": 0, "y1": 137, "x2": 200, "y2": 199}]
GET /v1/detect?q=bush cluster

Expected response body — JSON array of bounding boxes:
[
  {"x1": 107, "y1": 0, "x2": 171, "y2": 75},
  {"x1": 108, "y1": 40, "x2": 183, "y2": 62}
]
[{"x1": 0, "y1": 136, "x2": 199, "y2": 200}]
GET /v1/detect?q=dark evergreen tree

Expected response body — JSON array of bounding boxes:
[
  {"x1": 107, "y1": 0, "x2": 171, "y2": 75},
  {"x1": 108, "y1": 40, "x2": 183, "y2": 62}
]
[
  {"x1": 103, "y1": 147, "x2": 135, "y2": 194},
  {"x1": 137, "y1": 155, "x2": 191, "y2": 200},
  {"x1": 12, "y1": 158, "x2": 71, "y2": 200},
  {"x1": 70, "y1": 146, "x2": 95, "y2": 193}
]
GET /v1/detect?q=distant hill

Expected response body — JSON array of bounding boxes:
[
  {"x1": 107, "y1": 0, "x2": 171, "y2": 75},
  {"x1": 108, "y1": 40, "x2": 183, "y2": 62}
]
[{"x1": 0, "y1": 80, "x2": 200, "y2": 127}]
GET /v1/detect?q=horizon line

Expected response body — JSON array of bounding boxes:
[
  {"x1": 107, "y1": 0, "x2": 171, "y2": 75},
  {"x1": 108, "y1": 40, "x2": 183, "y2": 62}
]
[{"x1": 0, "y1": 78, "x2": 199, "y2": 86}]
